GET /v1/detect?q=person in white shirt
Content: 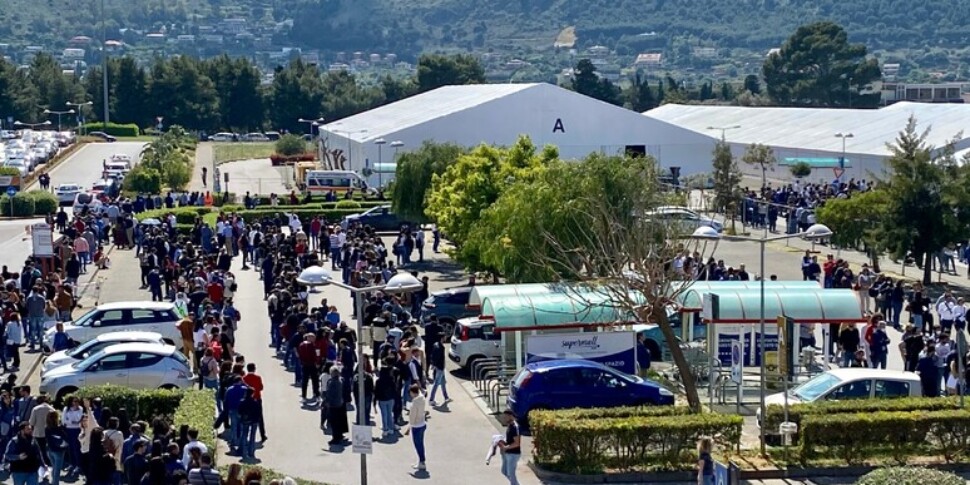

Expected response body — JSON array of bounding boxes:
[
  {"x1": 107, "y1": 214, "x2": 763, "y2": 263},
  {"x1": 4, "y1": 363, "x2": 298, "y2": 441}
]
[
  {"x1": 181, "y1": 428, "x2": 209, "y2": 465},
  {"x1": 404, "y1": 384, "x2": 427, "y2": 471},
  {"x1": 937, "y1": 293, "x2": 958, "y2": 334}
]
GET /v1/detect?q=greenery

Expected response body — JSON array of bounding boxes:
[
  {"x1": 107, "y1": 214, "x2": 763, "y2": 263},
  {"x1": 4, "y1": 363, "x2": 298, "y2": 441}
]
[
  {"x1": 711, "y1": 139, "x2": 742, "y2": 229},
  {"x1": 234, "y1": 207, "x2": 362, "y2": 224},
  {"x1": 0, "y1": 193, "x2": 34, "y2": 217},
  {"x1": 80, "y1": 122, "x2": 140, "y2": 137},
  {"x1": 530, "y1": 405, "x2": 690, "y2": 421},
  {"x1": 219, "y1": 465, "x2": 331, "y2": 485},
  {"x1": 212, "y1": 142, "x2": 276, "y2": 165},
  {"x1": 123, "y1": 166, "x2": 162, "y2": 194},
  {"x1": 135, "y1": 126, "x2": 197, "y2": 191},
  {"x1": 27, "y1": 190, "x2": 58, "y2": 215},
  {"x1": 275, "y1": 134, "x2": 308, "y2": 156},
  {"x1": 138, "y1": 206, "x2": 216, "y2": 225},
  {"x1": 391, "y1": 141, "x2": 465, "y2": 223},
  {"x1": 572, "y1": 59, "x2": 621, "y2": 105},
  {"x1": 763, "y1": 21, "x2": 882, "y2": 108},
  {"x1": 65, "y1": 385, "x2": 184, "y2": 421},
  {"x1": 815, "y1": 190, "x2": 890, "y2": 264},
  {"x1": 789, "y1": 161, "x2": 812, "y2": 178},
  {"x1": 173, "y1": 389, "x2": 218, "y2": 464},
  {"x1": 856, "y1": 467, "x2": 965, "y2": 485},
  {"x1": 0, "y1": 167, "x2": 20, "y2": 177},
  {"x1": 742, "y1": 143, "x2": 777, "y2": 187},
  {"x1": 762, "y1": 396, "x2": 963, "y2": 439},
  {"x1": 530, "y1": 408, "x2": 742, "y2": 473},
  {"x1": 416, "y1": 54, "x2": 486, "y2": 92},
  {"x1": 333, "y1": 200, "x2": 361, "y2": 209}
]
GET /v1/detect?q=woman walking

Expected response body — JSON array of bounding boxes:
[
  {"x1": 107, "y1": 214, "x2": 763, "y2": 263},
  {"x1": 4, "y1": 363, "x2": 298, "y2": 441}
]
[
  {"x1": 696, "y1": 436, "x2": 714, "y2": 485},
  {"x1": 404, "y1": 384, "x2": 427, "y2": 472}
]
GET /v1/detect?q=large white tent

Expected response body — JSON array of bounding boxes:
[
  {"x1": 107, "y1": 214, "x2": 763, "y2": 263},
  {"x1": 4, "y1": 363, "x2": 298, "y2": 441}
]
[
  {"x1": 644, "y1": 102, "x2": 970, "y2": 182},
  {"x1": 318, "y1": 83, "x2": 718, "y2": 187}
]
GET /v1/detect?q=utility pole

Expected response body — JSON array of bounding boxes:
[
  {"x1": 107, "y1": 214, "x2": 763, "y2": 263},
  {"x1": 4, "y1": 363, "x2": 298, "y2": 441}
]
[{"x1": 101, "y1": 0, "x2": 110, "y2": 128}]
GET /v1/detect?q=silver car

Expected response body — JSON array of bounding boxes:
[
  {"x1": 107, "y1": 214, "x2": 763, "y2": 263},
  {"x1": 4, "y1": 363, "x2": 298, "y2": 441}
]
[
  {"x1": 41, "y1": 331, "x2": 166, "y2": 376},
  {"x1": 39, "y1": 343, "x2": 193, "y2": 400},
  {"x1": 643, "y1": 206, "x2": 723, "y2": 233}
]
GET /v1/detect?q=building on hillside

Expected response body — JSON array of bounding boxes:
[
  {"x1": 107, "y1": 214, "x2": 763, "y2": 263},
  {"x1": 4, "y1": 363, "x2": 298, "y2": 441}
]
[
  {"x1": 318, "y1": 82, "x2": 717, "y2": 187},
  {"x1": 643, "y1": 102, "x2": 970, "y2": 183},
  {"x1": 879, "y1": 82, "x2": 965, "y2": 105},
  {"x1": 634, "y1": 53, "x2": 662, "y2": 68},
  {"x1": 882, "y1": 63, "x2": 900, "y2": 80}
]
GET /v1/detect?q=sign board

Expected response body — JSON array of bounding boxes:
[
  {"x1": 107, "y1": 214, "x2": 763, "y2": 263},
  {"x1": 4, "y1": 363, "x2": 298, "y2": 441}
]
[
  {"x1": 833, "y1": 168, "x2": 844, "y2": 179},
  {"x1": 351, "y1": 425, "x2": 373, "y2": 454},
  {"x1": 730, "y1": 339, "x2": 743, "y2": 384},
  {"x1": 31, "y1": 223, "x2": 54, "y2": 257},
  {"x1": 714, "y1": 460, "x2": 729, "y2": 485},
  {"x1": 6, "y1": 186, "x2": 16, "y2": 197},
  {"x1": 712, "y1": 323, "x2": 778, "y2": 367},
  {"x1": 526, "y1": 331, "x2": 637, "y2": 374}
]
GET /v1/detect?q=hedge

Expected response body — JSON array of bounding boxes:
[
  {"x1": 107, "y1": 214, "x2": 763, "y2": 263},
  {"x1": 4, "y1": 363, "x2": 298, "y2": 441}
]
[
  {"x1": 530, "y1": 405, "x2": 691, "y2": 423},
  {"x1": 174, "y1": 389, "x2": 217, "y2": 463},
  {"x1": 65, "y1": 385, "x2": 184, "y2": 422},
  {"x1": 269, "y1": 153, "x2": 315, "y2": 165},
  {"x1": 800, "y1": 409, "x2": 970, "y2": 465},
  {"x1": 138, "y1": 206, "x2": 215, "y2": 225},
  {"x1": 764, "y1": 397, "x2": 963, "y2": 436},
  {"x1": 531, "y1": 409, "x2": 742, "y2": 473},
  {"x1": 28, "y1": 190, "x2": 58, "y2": 215},
  {"x1": 81, "y1": 122, "x2": 140, "y2": 137},
  {"x1": 856, "y1": 467, "x2": 965, "y2": 485},
  {"x1": 0, "y1": 193, "x2": 35, "y2": 217}
]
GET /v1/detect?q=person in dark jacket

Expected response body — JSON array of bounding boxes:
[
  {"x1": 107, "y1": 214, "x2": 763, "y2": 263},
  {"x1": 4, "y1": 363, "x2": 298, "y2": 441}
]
[
  {"x1": 838, "y1": 323, "x2": 861, "y2": 368},
  {"x1": 123, "y1": 439, "x2": 149, "y2": 485},
  {"x1": 636, "y1": 333, "x2": 652, "y2": 377},
  {"x1": 869, "y1": 321, "x2": 890, "y2": 369},
  {"x1": 326, "y1": 368, "x2": 348, "y2": 445},
  {"x1": 4, "y1": 422, "x2": 44, "y2": 485},
  {"x1": 901, "y1": 325, "x2": 924, "y2": 372},
  {"x1": 428, "y1": 336, "x2": 450, "y2": 406},
  {"x1": 237, "y1": 388, "x2": 259, "y2": 461},
  {"x1": 917, "y1": 344, "x2": 941, "y2": 397},
  {"x1": 375, "y1": 358, "x2": 398, "y2": 439}
]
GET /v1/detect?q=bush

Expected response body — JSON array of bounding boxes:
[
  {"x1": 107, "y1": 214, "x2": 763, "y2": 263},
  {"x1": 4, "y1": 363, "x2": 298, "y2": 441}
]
[
  {"x1": 275, "y1": 134, "x2": 307, "y2": 156},
  {"x1": 174, "y1": 390, "x2": 217, "y2": 463},
  {"x1": 124, "y1": 166, "x2": 162, "y2": 194},
  {"x1": 0, "y1": 167, "x2": 21, "y2": 177},
  {"x1": 27, "y1": 190, "x2": 58, "y2": 215},
  {"x1": 764, "y1": 397, "x2": 962, "y2": 436},
  {"x1": 334, "y1": 200, "x2": 361, "y2": 209},
  {"x1": 530, "y1": 405, "x2": 690, "y2": 423},
  {"x1": 65, "y1": 385, "x2": 184, "y2": 422},
  {"x1": 0, "y1": 193, "x2": 35, "y2": 217},
  {"x1": 789, "y1": 161, "x2": 812, "y2": 178},
  {"x1": 856, "y1": 467, "x2": 964, "y2": 485},
  {"x1": 531, "y1": 409, "x2": 741, "y2": 473},
  {"x1": 80, "y1": 122, "x2": 140, "y2": 137},
  {"x1": 138, "y1": 207, "x2": 214, "y2": 225}
]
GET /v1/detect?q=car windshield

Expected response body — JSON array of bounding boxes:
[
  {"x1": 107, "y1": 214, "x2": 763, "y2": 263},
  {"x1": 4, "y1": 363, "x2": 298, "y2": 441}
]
[
  {"x1": 792, "y1": 372, "x2": 843, "y2": 401},
  {"x1": 65, "y1": 339, "x2": 99, "y2": 357},
  {"x1": 74, "y1": 349, "x2": 107, "y2": 369},
  {"x1": 70, "y1": 308, "x2": 98, "y2": 327}
]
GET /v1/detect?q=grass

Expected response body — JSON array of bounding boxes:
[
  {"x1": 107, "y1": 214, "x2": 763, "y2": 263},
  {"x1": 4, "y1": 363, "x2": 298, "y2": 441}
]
[
  {"x1": 212, "y1": 142, "x2": 276, "y2": 164},
  {"x1": 218, "y1": 464, "x2": 333, "y2": 485}
]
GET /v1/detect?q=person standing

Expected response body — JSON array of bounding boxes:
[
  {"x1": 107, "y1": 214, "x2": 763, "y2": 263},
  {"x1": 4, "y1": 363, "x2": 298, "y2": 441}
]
[
  {"x1": 297, "y1": 334, "x2": 322, "y2": 403},
  {"x1": 4, "y1": 422, "x2": 45, "y2": 485},
  {"x1": 869, "y1": 321, "x2": 890, "y2": 369},
  {"x1": 838, "y1": 323, "x2": 860, "y2": 368},
  {"x1": 696, "y1": 436, "x2": 715, "y2": 485},
  {"x1": 498, "y1": 410, "x2": 521, "y2": 485},
  {"x1": 428, "y1": 336, "x2": 450, "y2": 406},
  {"x1": 375, "y1": 358, "x2": 397, "y2": 439},
  {"x1": 201, "y1": 167, "x2": 208, "y2": 189},
  {"x1": 900, "y1": 325, "x2": 924, "y2": 372},
  {"x1": 325, "y1": 367, "x2": 348, "y2": 446},
  {"x1": 241, "y1": 363, "x2": 267, "y2": 442},
  {"x1": 918, "y1": 344, "x2": 941, "y2": 397},
  {"x1": 635, "y1": 333, "x2": 652, "y2": 378},
  {"x1": 46, "y1": 411, "x2": 68, "y2": 485},
  {"x1": 27, "y1": 394, "x2": 54, "y2": 467},
  {"x1": 61, "y1": 397, "x2": 83, "y2": 477},
  {"x1": 403, "y1": 384, "x2": 427, "y2": 472}
]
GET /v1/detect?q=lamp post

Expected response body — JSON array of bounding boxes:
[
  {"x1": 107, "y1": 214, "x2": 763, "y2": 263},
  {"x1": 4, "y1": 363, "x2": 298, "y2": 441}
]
[
  {"x1": 296, "y1": 267, "x2": 423, "y2": 485},
  {"x1": 43, "y1": 109, "x2": 75, "y2": 132},
  {"x1": 696, "y1": 222, "x2": 834, "y2": 455},
  {"x1": 66, "y1": 101, "x2": 93, "y2": 135},
  {"x1": 707, "y1": 124, "x2": 741, "y2": 142},
  {"x1": 100, "y1": 0, "x2": 109, "y2": 128},
  {"x1": 13, "y1": 120, "x2": 52, "y2": 130},
  {"x1": 834, "y1": 132, "x2": 853, "y2": 181},
  {"x1": 298, "y1": 117, "x2": 326, "y2": 138},
  {"x1": 373, "y1": 138, "x2": 387, "y2": 188}
]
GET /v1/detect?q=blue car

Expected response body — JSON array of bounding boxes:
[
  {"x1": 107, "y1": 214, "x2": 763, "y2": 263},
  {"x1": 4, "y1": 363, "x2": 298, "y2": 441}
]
[{"x1": 507, "y1": 360, "x2": 674, "y2": 429}]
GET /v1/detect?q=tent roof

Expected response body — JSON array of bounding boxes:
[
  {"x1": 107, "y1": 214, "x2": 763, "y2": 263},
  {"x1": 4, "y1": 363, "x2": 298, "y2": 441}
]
[
  {"x1": 680, "y1": 288, "x2": 864, "y2": 323},
  {"x1": 481, "y1": 292, "x2": 638, "y2": 332}
]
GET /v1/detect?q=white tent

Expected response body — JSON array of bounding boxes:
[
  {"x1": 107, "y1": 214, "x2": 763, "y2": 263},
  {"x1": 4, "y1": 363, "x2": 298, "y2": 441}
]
[{"x1": 318, "y1": 83, "x2": 718, "y2": 187}]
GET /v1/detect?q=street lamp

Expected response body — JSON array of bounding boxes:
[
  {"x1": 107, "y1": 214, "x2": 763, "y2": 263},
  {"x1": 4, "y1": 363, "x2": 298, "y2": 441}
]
[
  {"x1": 296, "y1": 266, "x2": 423, "y2": 485},
  {"x1": 13, "y1": 120, "x2": 52, "y2": 130},
  {"x1": 66, "y1": 101, "x2": 93, "y2": 135},
  {"x1": 700, "y1": 222, "x2": 833, "y2": 455},
  {"x1": 373, "y1": 138, "x2": 387, "y2": 188},
  {"x1": 43, "y1": 109, "x2": 75, "y2": 132},
  {"x1": 298, "y1": 117, "x2": 326, "y2": 138},
  {"x1": 834, "y1": 133, "x2": 854, "y2": 182},
  {"x1": 707, "y1": 125, "x2": 741, "y2": 142}
]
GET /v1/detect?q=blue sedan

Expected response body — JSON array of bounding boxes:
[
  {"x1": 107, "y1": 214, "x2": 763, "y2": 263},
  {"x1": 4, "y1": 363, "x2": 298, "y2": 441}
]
[{"x1": 506, "y1": 359, "x2": 674, "y2": 429}]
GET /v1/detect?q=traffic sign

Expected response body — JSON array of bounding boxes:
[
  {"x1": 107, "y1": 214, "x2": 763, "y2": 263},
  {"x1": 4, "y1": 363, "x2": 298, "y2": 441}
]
[
  {"x1": 730, "y1": 339, "x2": 743, "y2": 384},
  {"x1": 6, "y1": 186, "x2": 17, "y2": 197},
  {"x1": 714, "y1": 460, "x2": 729, "y2": 485},
  {"x1": 833, "y1": 167, "x2": 844, "y2": 179}
]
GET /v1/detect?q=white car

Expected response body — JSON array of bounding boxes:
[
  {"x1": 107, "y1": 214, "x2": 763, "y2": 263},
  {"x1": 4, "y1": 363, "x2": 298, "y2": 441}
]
[
  {"x1": 43, "y1": 301, "x2": 183, "y2": 352},
  {"x1": 3, "y1": 159, "x2": 28, "y2": 177},
  {"x1": 110, "y1": 153, "x2": 131, "y2": 163},
  {"x1": 55, "y1": 184, "x2": 82, "y2": 205},
  {"x1": 644, "y1": 206, "x2": 723, "y2": 233},
  {"x1": 210, "y1": 132, "x2": 235, "y2": 142},
  {"x1": 73, "y1": 193, "x2": 104, "y2": 216},
  {"x1": 42, "y1": 331, "x2": 167, "y2": 375},
  {"x1": 40, "y1": 343, "x2": 194, "y2": 400},
  {"x1": 448, "y1": 318, "x2": 502, "y2": 369}
]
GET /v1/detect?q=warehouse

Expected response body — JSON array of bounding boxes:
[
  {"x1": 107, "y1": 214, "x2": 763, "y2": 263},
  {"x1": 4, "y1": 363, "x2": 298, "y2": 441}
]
[
  {"x1": 644, "y1": 102, "x2": 970, "y2": 183},
  {"x1": 317, "y1": 82, "x2": 717, "y2": 187}
]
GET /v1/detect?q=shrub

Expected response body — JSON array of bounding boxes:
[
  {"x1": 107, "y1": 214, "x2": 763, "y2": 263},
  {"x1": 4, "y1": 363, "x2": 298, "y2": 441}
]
[
  {"x1": 763, "y1": 397, "x2": 962, "y2": 435},
  {"x1": 0, "y1": 167, "x2": 21, "y2": 177},
  {"x1": 334, "y1": 200, "x2": 361, "y2": 209},
  {"x1": 80, "y1": 122, "x2": 140, "y2": 137},
  {"x1": 174, "y1": 390, "x2": 217, "y2": 463},
  {"x1": 138, "y1": 207, "x2": 214, "y2": 225},
  {"x1": 275, "y1": 134, "x2": 307, "y2": 156},
  {"x1": 0, "y1": 193, "x2": 36, "y2": 217},
  {"x1": 856, "y1": 467, "x2": 964, "y2": 485},
  {"x1": 530, "y1": 405, "x2": 690, "y2": 423},
  {"x1": 124, "y1": 166, "x2": 162, "y2": 194},
  {"x1": 65, "y1": 385, "x2": 184, "y2": 422},
  {"x1": 531, "y1": 409, "x2": 741, "y2": 473},
  {"x1": 28, "y1": 190, "x2": 58, "y2": 215},
  {"x1": 789, "y1": 161, "x2": 812, "y2": 178}
]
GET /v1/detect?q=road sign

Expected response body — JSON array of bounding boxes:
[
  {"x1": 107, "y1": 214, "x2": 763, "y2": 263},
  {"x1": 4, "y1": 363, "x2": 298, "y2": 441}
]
[
  {"x1": 714, "y1": 460, "x2": 729, "y2": 485},
  {"x1": 833, "y1": 167, "x2": 844, "y2": 179},
  {"x1": 31, "y1": 223, "x2": 53, "y2": 257},
  {"x1": 351, "y1": 425, "x2": 373, "y2": 454},
  {"x1": 730, "y1": 339, "x2": 743, "y2": 384},
  {"x1": 6, "y1": 186, "x2": 16, "y2": 197}
]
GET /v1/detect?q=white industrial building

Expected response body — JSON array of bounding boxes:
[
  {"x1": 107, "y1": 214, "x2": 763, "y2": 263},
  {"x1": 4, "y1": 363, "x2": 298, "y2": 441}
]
[
  {"x1": 644, "y1": 102, "x2": 970, "y2": 182},
  {"x1": 318, "y1": 83, "x2": 717, "y2": 187}
]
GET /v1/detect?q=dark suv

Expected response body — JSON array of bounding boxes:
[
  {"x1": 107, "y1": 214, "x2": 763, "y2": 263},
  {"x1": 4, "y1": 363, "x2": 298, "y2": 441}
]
[{"x1": 420, "y1": 286, "x2": 478, "y2": 336}]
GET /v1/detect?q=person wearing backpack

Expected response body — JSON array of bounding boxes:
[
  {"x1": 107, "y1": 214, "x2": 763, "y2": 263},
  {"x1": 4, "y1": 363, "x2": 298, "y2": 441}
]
[{"x1": 199, "y1": 349, "x2": 219, "y2": 391}]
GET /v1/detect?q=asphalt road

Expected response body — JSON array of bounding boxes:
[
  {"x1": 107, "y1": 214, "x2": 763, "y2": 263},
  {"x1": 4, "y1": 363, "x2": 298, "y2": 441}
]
[{"x1": 26, "y1": 141, "x2": 145, "y2": 192}]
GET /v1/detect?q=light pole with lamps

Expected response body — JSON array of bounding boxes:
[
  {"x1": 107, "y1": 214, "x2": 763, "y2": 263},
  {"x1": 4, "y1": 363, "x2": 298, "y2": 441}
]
[
  {"x1": 373, "y1": 138, "x2": 387, "y2": 188},
  {"x1": 390, "y1": 140, "x2": 404, "y2": 157},
  {"x1": 296, "y1": 267, "x2": 423, "y2": 485},
  {"x1": 66, "y1": 101, "x2": 93, "y2": 135},
  {"x1": 707, "y1": 124, "x2": 741, "y2": 142},
  {"x1": 834, "y1": 132, "x2": 853, "y2": 181},
  {"x1": 43, "y1": 109, "x2": 75, "y2": 132},
  {"x1": 692, "y1": 222, "x2": 834, "y2": 455},
  {"x1": 298, "y1": 117, "x2": 326, "y2": 138},
  {"x1": 13, "y1": 120, "x2": 52, "y2": 130}
]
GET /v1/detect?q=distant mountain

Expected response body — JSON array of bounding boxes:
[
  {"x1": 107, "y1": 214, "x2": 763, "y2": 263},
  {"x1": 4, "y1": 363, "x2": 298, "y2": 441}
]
[{"x1": 3, "y1": 0, "x2": 969, "y2": 58}]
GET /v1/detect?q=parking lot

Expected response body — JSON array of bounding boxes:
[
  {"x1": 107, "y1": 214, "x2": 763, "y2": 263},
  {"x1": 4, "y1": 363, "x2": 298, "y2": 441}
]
[{"x1": 1, "y1": 129, "x2": 75, "y2": 181}]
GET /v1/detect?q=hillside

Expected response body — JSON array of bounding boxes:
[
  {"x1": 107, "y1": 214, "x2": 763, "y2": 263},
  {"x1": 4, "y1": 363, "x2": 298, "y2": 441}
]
[{"x1": 2, "y1": 0, "x2": 969, "y2": 58}]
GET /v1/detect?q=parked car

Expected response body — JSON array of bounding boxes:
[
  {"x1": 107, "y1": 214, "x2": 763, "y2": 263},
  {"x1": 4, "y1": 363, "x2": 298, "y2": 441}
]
[
  {"x1": 421, "y1": 286, "x2": 477, "y2": 336},
  {"x1": 507, "y1": 360, "x2": 675, "y2": 429},
  {"x1": 756, "y1": 368, "x2": 922, "y2": 429},
  {"x1": 264, "y1": 131, "x2": 281, "y2": 141},
  {"x1": 340, "y1": 205, "x2": 409, "y2": 231},
  {"x1": 55, "y1": 183, "x2": 82, "y2": 205},
  {"x1": 209, "y1": 132, "x2": 235, "y2": 142},
  {"x1": 643, "y1": 206, "x2": 723, "y2": 234},
  {"x1": 88, "y1": 131, "x2": 117, "y2": 142},
  {"x1": 448, "y1": 318, "x2": 501, "y2": 370},
  {"x1": 73, "y1": 192, "x2": 104, "y2": 217},
  {"x1": 43, "y1": 301, "x2": 183, "y2": 352},
  {"x1": 42, "y1": 331, "x2": 167, "y2": 375},
  {"x1": 242, "y1": 132, "x2": 270, "y2": 142},
  {"x1": 39, "y1": 343, "x2": 193, "y2": 400}
]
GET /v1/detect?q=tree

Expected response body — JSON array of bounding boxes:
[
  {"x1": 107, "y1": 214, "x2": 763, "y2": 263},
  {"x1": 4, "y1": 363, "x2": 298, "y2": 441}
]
[
  {"x1": 743, "y1": 74, "x2": 761, "y2": 94},
  {"x1": 570, "y1": 59, "x2": 621, "y2": 105},
  {"x1": 112, "y1": 57, "x2": 149, "y2": 127},
  {"x1": 878, "y1": 117, "x2": 970, "y2": 284},
  {"x1": 711, "y1": 140, "x2": 743, "y2": 231},
  {"x1": 742, "y1": 143, "x2": 777, "y2": 189},
  {"x1": 624, "y1": 73, "x2": 657, "y2": 112},
  {"x1": 464, "y1": 152, "x2": 712, "y2": 411},
  {"x1": 275, "y1": 134, "x2": 306, "y2": 156},
  {"x1": 269, "y1": 59, "x2": 325, "y2": 133},
  {"x1": 391, "y1": 141, "x2": 465, "y2": 223},
  {"x1": 816, "y1": 190, "x2": 889, "y2": 267},
  {"x1": 789, "y1": 161, "x2": 812, "y2": 178},
  {"x1": 763, "y1": 22, "x2": 881, "y2": 108},
  {"x1": 416, "y1": 53, "x2": 485, "y2": 93}
]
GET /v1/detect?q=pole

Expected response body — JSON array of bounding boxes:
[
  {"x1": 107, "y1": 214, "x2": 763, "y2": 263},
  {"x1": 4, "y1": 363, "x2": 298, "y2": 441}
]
[
  {"x1": 759, "y1": 238, "x2": 766, "y2": 456},
  {"x1": 377, "y1": 144, "x2": 382, "y2": 189},
  {"x1": 354, "y1": 289, "x2": 368, "y2": 485},
  {"x1": 101, "y1": 0, "x2": 109, "y2": 127}
]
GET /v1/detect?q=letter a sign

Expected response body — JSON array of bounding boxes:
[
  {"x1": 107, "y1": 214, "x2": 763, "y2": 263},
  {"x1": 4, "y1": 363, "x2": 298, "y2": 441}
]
[{"x1": 552, "y1": 118, "x2": 565, "y2": 133}]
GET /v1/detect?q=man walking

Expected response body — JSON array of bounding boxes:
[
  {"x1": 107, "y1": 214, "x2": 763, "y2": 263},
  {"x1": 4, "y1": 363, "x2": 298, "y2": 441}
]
[
  {"x1": 428, "y1": 336, "x2": 450, "y2": 406},
  {"x1": 297, "y1": 333, "x2": 322, "y2": 402},
  {"x1": 497, "y1": 410, "x2": 522, "y2": 485},
  {"x1": 4, "y1": 422, "x2": 45, "y2": 485}
]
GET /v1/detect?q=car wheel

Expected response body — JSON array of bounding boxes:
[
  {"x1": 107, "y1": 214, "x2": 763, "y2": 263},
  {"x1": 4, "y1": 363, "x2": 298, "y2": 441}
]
[
  {"x1": 440, "y1": 319, "x2": 456, "y2": 339},
  {"x1": 463, "y1": 354, "x2": 486, "y2": 374}
]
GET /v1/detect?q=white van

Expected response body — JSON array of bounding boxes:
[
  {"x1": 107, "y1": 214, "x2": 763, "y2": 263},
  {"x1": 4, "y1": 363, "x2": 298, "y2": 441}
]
[
  {"x1": 104, "y1": 161, "x2": 130, "y2": 179},
  {"x1": 304, "y1": 170, "x2": 368, "y2": 195}
]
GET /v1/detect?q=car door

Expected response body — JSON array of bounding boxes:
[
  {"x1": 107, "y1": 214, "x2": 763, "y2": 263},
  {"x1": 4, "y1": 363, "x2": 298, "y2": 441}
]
[
  {"x1": 126, "y1": 352, "x2": 166, "y2": 389},
  {"x1": 129, "y1": 309, "x2": 160, "y2": 333},
  {"x1": 583, "y1": 368, "x2": 629, "y2": 407},
  {"x1": 481, "y1": 323, "x2": 501, "y2": 358},
  {"x1": 874, "y1": 379, "x2": 911, "y2": 399},
  {"x1": 541, "y1": 368, "x2": 584, "y2": 409},
  {"x1": 88, "y1": 309, "x2": 126, "y2": 340},
  {"x1": 83, "y1": 352, "x2": 130, "y2": 388},
  {"x1": 823, "y1": 379, "x2": 873, "y2": 401}
]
